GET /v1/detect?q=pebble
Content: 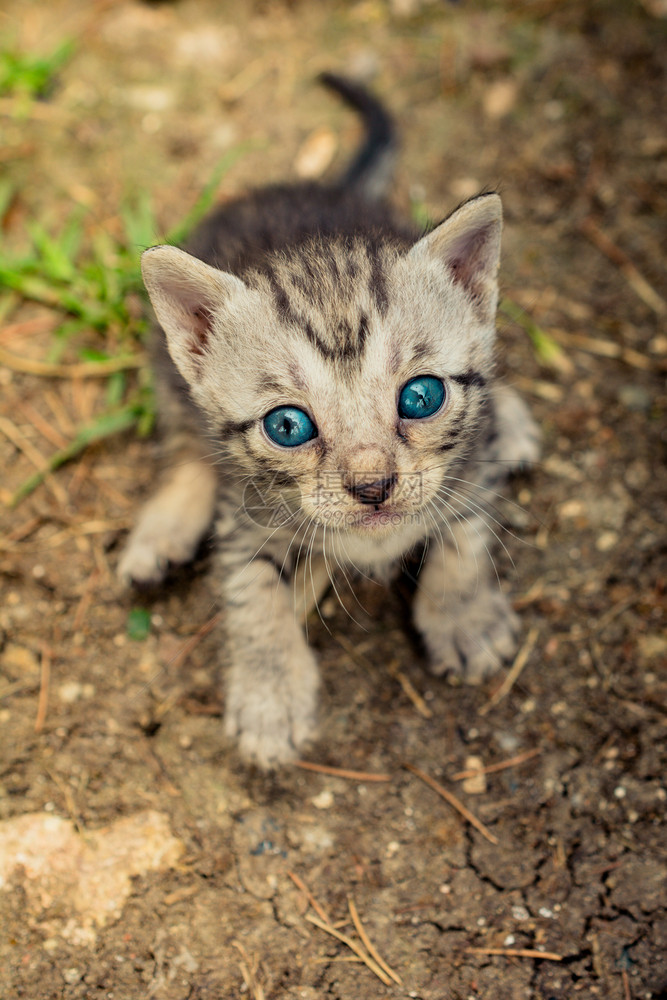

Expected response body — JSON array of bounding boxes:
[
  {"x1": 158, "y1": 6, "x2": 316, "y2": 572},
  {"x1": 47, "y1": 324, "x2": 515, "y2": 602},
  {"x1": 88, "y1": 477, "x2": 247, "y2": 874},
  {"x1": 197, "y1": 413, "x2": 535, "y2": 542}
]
[
  {"x1": 462, "y1": 755, "x2": 487, "y2": 795},
  {"x1": 58, "y1": 682, "x2": 95, "y2": 704},
  {"x1": 558, "y1": 498, "x2": 586, "y2": 519},
  {"x1": 311, "y1": 789, "x2": 334, "y2": 810},
  {"x1": 1, "y1": 643, "x2": 39, "y2": 675},
  {"x1": 596, "y1": 530, "x2": 619, "y2": 552},
  {"x1": 483, "y1": 79, "x2": 519, "y2": 119}
]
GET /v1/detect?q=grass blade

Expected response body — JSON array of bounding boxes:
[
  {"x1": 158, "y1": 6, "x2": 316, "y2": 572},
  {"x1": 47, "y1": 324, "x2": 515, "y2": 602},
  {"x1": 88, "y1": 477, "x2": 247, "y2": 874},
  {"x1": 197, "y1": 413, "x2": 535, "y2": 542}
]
[
  {"x1": 500, "y1": 297, "x2": 573, "y2": 373},
  {"x1": 10, "y1": 404, "x2": 142, "y2": 507},
  {"x1": 166, "y1": 144, "x2": 254, "y2": 246}
]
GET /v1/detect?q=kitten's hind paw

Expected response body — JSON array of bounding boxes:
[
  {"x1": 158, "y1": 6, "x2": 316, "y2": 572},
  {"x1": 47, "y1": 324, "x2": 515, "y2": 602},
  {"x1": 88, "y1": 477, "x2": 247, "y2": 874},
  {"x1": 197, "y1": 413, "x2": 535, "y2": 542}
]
[{"x1": 418, "y1": 588, "x2": 520, "y2": 684}]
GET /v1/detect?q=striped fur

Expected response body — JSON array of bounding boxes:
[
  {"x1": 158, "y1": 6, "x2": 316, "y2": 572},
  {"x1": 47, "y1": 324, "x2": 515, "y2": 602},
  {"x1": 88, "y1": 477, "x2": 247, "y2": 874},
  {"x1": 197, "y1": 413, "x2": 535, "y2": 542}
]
[{"x1": 118, "y1": 77, "x2": 540, "y2": 767}]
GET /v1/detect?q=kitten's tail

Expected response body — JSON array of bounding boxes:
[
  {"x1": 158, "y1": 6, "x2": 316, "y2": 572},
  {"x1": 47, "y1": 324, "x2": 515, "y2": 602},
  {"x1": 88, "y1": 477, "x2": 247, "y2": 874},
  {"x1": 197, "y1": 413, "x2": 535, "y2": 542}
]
[{"x1": 319, "y1": 72, "x2": 396, "y2": 201}]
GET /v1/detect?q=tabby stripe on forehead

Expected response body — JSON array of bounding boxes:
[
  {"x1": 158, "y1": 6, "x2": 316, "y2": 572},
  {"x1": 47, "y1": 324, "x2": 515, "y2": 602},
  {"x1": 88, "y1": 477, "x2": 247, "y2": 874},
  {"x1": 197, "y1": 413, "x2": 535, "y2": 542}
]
[
  {"x1": 304, "y1": 319, "x2": 368, "y2": 363},
  {"x1": 368, "y1": 249, "x2": 389, "y2": 316},
  {"x1": 451, "y1": 371, "x2": 486, "y2": 390},
  {"x1": 267, "y1": 268, "x2": 300, "y2": 326},
  {"x1": 356, "y1": 313, "x2": 370, "y2": 355}
]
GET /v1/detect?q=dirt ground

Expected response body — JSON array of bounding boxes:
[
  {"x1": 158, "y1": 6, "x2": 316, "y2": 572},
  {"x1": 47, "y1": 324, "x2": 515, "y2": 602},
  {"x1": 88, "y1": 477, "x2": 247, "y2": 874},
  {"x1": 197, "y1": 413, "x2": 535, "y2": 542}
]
[{"x1": 1, "y1": 1, "x2": 666, "y2": 998}]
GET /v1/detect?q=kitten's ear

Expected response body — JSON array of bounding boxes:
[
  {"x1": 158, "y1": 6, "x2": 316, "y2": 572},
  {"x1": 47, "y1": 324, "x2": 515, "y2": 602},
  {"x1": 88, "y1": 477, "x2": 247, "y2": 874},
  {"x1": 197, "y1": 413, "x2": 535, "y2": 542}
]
[
  {"x1": 409, "y1": 194, "x2": 502, "y2": 322},
  {"x1": 141, "y1": 245, "x2": 246, "y2": 382}
]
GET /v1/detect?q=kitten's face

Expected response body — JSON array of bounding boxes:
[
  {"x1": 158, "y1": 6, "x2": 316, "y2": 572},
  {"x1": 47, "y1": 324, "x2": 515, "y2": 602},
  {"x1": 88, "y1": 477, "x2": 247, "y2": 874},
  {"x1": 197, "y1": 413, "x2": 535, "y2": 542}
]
[{"x1": 142, "y1": 195, "x2": 502, "y2": 539}]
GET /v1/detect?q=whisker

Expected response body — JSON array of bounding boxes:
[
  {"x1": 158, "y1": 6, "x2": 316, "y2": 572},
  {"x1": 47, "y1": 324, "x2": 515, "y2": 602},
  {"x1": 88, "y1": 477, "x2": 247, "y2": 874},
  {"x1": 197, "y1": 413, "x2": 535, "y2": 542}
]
[
  {"x1": 322, "y1": 526, "x2": 368, "y2": 630},
  {"x1": 431, "y1": 491, "x2": 513, "y2": 585}
]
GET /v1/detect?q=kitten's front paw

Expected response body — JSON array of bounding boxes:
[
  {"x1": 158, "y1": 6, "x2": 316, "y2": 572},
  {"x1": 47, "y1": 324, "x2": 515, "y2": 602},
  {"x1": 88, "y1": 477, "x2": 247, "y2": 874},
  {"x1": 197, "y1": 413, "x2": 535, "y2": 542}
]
[
  {"x1": 418, "y1": 588, "x2": 520, "y2": 683},
  {"x1": 118, "y1": 462, "x2": 216, "y2": 586},
  {"x1": 224, "y1": 655, "x2": 319, "y2": 768},
  {"x1": 118, "y1": 522, "x2": 200, "y2": 586}
]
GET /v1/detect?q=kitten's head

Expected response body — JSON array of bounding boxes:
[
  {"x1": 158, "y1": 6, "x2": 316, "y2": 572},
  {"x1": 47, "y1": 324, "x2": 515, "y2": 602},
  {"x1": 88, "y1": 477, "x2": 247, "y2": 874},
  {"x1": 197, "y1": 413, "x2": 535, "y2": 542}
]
[{"x1": 142, "y1": 194, "x2": 502, "y2": 540}]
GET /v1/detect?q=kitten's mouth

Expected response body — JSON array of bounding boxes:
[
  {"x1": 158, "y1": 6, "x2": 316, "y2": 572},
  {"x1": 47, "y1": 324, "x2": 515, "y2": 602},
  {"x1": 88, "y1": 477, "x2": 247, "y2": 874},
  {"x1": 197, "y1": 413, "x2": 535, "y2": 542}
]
[{"x1": 345, "y1": 504, "x2": 415, "y2": 533}]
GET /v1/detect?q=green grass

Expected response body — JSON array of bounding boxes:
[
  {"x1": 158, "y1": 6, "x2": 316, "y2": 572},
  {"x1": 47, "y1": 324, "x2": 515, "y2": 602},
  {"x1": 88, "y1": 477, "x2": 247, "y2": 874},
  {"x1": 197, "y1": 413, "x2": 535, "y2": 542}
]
[
  {"x1": 0, "y1": 39, "x2": 74, "y2": 99},
  {"x1": 500, "y1": 297, "x2": 570, "y2": 371},
  {"x1": 3, "y1": 145, "x2": 249, "y2": 506}
]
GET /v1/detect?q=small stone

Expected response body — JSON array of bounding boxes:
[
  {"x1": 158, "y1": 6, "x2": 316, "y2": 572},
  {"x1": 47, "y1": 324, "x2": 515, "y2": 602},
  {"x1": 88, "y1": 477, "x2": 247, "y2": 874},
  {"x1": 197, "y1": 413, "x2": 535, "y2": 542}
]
[
  {"x1": 558, "y1": 498, "x2": 586, "y2": 519},
  {"x1": 462, "y1": 755, "x2": 487, "y2": 795},
  {"x1": 311, "y1": 790, "x2": 334, "y2": 810},
  {"x1": 649, "y1": 334, "x2": 667, "y2": 354},
  {"x1": 596, "y1": 530, "x2": 618, "y2": 552},
  {"x1": 1, "y1": 643, "x2": 39, "y2": 676},
  {"x1": 496, "y1": 731, "x2": 521, "y2": 752},
  {"x1": 58, "y1": 682, "x2": 94, "y2": 704},
  {"x1": 483, "y1": 79, "x2": 519, "y2": 119}
]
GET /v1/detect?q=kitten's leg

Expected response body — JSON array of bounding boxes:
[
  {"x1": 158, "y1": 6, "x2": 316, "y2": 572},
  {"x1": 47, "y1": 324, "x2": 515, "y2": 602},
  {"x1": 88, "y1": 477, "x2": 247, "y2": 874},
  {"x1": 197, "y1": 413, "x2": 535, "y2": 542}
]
[
  {"x1": 118, "y1": 340, "x2": 218, "y2": 585},
  {"x1": 414, "y1": 517, "x2": 519, "y2": 682},
  {"x1": 414, "y1": 384, "x2": 538, "y2": 678},
  {"x1": 490, "y1": 384, "x2": 541, "y2": 471},
  {"x1": 292, "y1": 555, "x2": 331, "y2": 623},
  {"x1": 221, "y1": 554, "x2": 319, "y2": 766},
  {"x1": 118, "y1": 451, "x2": 217, "y2": 586}
]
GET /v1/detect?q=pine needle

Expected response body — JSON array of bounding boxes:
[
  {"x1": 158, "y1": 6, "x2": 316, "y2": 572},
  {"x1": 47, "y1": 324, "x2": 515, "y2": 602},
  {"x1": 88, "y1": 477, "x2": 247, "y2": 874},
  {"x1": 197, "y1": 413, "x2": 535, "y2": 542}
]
[{"x1": 403, "y1": 762, "x2": 499, "y2": 845}]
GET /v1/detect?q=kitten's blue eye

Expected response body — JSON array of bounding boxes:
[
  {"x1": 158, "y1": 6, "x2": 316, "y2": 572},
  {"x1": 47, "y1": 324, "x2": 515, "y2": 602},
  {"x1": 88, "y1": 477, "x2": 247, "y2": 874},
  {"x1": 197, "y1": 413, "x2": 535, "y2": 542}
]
[
  {"x1": 263, "y1": 406, "x2": 317, "y2": 447},
  {"x1": 398, "y1": 376, "x2": 446, "y2": 419}
]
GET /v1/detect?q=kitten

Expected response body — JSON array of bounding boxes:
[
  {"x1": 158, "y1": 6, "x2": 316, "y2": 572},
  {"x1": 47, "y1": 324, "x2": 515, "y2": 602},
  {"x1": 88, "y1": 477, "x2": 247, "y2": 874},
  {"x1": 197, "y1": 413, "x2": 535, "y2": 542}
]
[{"x1": 119, "y1": 74, "x2": 540, "y2": 767}]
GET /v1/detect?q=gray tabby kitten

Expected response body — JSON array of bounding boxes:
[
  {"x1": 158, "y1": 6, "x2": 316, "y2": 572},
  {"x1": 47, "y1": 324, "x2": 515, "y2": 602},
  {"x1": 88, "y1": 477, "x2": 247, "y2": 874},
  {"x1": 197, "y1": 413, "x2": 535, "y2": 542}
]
[{"x1": 119, "y1": 75, "x2": 539, "y2": 767}]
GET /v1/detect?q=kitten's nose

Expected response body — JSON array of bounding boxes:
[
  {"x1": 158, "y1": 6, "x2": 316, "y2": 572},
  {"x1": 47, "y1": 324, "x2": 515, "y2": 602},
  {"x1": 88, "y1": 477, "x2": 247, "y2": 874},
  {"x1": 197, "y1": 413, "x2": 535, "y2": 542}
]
[{"x1": 345, "y1": 474, "x2": 397, "y2": 505}]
